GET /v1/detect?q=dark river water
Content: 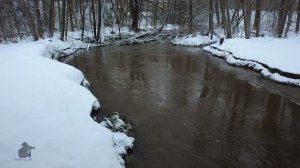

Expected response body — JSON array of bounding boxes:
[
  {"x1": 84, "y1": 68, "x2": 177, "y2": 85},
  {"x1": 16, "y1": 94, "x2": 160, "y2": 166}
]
[{"x1": 68, "y1": 42, "x2": 300, "y2": 168}]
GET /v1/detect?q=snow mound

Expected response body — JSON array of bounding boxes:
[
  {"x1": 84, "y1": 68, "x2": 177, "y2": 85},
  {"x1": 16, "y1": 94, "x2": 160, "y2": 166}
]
[
  {"x1": 113, "y1": 133, "x2": 135, "y2": 155},
  {"x1": 0, "y1": 39, "x2": 134, "y2": 168}
]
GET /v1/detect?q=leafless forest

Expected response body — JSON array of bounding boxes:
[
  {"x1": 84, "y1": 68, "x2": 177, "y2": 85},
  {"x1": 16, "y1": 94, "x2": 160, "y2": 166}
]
[{"x1": 1, "y1": 0, "x2": 300, "y2": 42}]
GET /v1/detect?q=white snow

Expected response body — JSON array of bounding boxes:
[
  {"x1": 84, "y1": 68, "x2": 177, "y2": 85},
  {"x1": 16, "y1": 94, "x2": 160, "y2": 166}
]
[
  {"x1": 172, "y1": 34, "x2": 218, "y2": 46},
  {"x1": 162, "y1": 24, "x2": 179, "y2": 31},
  {"x1": 203, "y1": 36, "x2": 300, "y2": 86},
  {"x1": 0, "y1": 38, "x2": 134, "y2": 167}
]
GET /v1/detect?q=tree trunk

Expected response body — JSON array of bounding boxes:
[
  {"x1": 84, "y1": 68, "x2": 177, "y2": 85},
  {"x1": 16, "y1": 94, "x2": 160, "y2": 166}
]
[
  {"x1": 172, "y1": 0, "x2": 177, "y2": 25},
  {"x1": 129, "y1": 0, "x2": 141, "y2": 32},
  {"x1": 215, "y1": 0, "x2": 220, "y2": 26},
  {"x1": 60, "y1": 0, "x2": 66, "y2": 41},
  {"x1": 48, "y1": 0, "x2": 55, "y2": 37},
  {"x1": 58, "y1": 0, "x2": 61, "y2": 30},
  {"x1": 243, "y1": 0, "x2": 251, "y2": 39},
  {"x1": 296, "y1": 0, "x2": 300, "y2": 33},
  {"x1": 35, "y1": 0, "x2": 43, "y2": 39},
  {"x1": 80, "y1": 0, "x2": 86, "y2": 41},
  {"x1": 68, "y1": 0, "x2": 74, "y2": 31},
  {"x1": 188, "y1": 0, "x2": 193, "y2": 34},
  {"x1": 220, "y1": 0, "x2": 227, "y2": 34},
  {"x1": 209, "y1": 0, "x2": 214, "y2": 39},
  {"x1": 154, "y1": 0, "x2": 159, "y2": 28},
  {"x1": 65, "y1": 0, "x2": 69, "y2": 39},
  {"x1": 284, "y1": 0, "x2": 295, "y2": 37},
  {"x1": 254, "y1": 0, "x2": 261, "y2": 37},
  {"x1": 277, "y1": 0, "x2": 291, "y2": 37},
  {"x1": 91, "y1": 0, "x2": 97, "y2": 39},
  {"x1": 100, "y1": 0, "x2": 106, "y2": 43},
  {"x1": 225, "y1": 0, "x2": 232, "y2": 38},
  {"x1": 42, "y1": 0, "x2": 49, "y2": 26},
  {"x1": 220, "y1": 0, "x2": 232, "y2": 38},
  {"x1": 96, "y1": 0, "x2": 101, "y2": 41}
]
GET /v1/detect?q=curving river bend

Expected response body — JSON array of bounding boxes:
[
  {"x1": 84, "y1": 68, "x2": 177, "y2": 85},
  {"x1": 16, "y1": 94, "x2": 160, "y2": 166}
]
[{"x1": 68, "y1": 42, "x2": 300, "y2": 168}]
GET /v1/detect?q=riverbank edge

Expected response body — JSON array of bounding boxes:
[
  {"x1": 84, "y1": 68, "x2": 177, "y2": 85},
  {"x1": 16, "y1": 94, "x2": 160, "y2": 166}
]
[
  {"x1": 57, "y1": 30, "x2": 174, "y2": 62},
  {"x1": 203, "y1": 45, "x2": 300, "y2": 87},
  {"x1": 171, "y1": 36, "x2": 300, "y2": 87},
  {"x1": 54, "y1": 40, "x2": 138, "y2": 166}
]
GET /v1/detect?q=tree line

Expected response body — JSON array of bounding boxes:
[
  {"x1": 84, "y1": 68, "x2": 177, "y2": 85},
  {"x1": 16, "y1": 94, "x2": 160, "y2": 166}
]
[{"x1": 0, "y1": 0, "x2": 299, "y2": 43}]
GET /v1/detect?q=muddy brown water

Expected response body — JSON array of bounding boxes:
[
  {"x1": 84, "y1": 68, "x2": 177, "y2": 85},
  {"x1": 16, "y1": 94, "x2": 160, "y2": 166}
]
[{"x1": 68, "y1": 42, "x2": 300, "y2": 168}]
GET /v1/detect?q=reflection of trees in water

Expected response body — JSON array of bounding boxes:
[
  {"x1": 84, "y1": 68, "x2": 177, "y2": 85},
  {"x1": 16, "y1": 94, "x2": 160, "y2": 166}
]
[
  {"x1": 94, "y1": 51, "x2": 106, "y2": 81},
  {"x1": 194, "y1": 62, "x2": 300, "y2": 168},
  {"x1": 129, "y1": 55, "x2": 145, "y2": 82}
]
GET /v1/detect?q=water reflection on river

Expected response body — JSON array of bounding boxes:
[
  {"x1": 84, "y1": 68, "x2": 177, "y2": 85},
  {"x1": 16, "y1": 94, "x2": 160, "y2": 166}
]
[{"x1": 68, "y1": 42, "x2": 300, "y2": 168}]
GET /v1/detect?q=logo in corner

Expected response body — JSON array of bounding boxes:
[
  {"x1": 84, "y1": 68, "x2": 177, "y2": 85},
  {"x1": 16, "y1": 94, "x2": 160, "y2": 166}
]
[{"x1": 17, "y1": 142, "x2": 35, "y2": 160}]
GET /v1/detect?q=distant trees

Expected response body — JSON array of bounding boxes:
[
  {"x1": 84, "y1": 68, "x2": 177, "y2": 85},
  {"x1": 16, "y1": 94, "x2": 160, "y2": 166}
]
[{"x1": 1, "y1": 0, "x2": 300, "y2": 43}]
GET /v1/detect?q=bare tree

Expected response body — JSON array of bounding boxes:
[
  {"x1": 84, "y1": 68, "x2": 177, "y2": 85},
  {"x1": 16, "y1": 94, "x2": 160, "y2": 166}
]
[
  {"x1": 42, "y1": 0, "x2": 49, "y2": 26},
  {"x1": 60, "y1": 0, "x2": 66, "y2": 41},
  {"x1": 129, "y1": 0, "x2": 142, "y2": 32},
  {"x1": 96, "y1": 0, "x2": 101, "y2": 42},
  {"x1": 158, "y1": 0, "x2": 174, "y2": 32},
  {"x1": 243, "y1": 0, "x2": 252, "y2": 39},
  {"x1": 284, "y1": 0, "x2": 296, "y2": 37},
  {"x1": 68, "y1": 0, "x2": 75, "y2": 31},
  {"x1": 254, "y1": 0, "x2": 261, "y2": 37},
  {"x1": 80, "y1": 0, "x2": 88, "y2": 41},
  {"x1": 110, "y1": 0, "x2": 128, "y2": 38},
  {"x1": 154, "y1": 0, "x2": 159, "y2": 28},
  {"x1": 277, "y1": 0, "x2": 292, "y2": 37},
  {"x1": 48, "y1": 0, "x2": 55, "y2": 37},
  {"x1": 188, "y1": 0, "x2": 193, "y2": 34},
  {"x1": 91, "y1": 0, "x2": 97, "y2": 39},
  {"x1": 34, "y1": 0, "x2": 44, "y2": 38},
  {"x1": 209, "y1": 0, "x2": 214, "y2": 39},
  {"x1": 100, "y1": 0, "x2": 106, "y2": 43},
  {"x1": 20, "y1": 0, "x2": 39, "y2": 41},
  {"x1": 220, "y1": 0, "x2": 232, "y2": 38},
  {"x1": 296, "y1": 0, "x2": 300, "y2": 33},
  {"x1": 215, "y1": 0, "x2": 221, "y2": 26}
]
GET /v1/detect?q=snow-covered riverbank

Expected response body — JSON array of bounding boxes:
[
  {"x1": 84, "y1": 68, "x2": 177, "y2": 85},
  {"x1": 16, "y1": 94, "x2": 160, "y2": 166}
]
[
  {"x1": 172, "y1": 34, "x2": 218, "y2": 46},
  {"x1": 172, "y1": 35, "x2": 300, "y2": 86},
  {"x1": 0, "y1": 38, "x2": 134, "y2": 167}
]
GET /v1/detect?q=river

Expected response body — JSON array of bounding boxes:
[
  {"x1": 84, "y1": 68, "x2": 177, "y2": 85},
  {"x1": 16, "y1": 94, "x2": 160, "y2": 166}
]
[{"x1": 68, "y1": 42, "x2": 300, "y2": 168}]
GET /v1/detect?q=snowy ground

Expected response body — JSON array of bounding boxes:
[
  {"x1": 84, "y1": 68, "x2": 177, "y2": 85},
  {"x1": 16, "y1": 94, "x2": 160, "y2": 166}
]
[
  {"x1": 0, "y1": 38, "x2": 134, "y2": 167},
  {"x1": 172, "y1": 34, "x2": 300, "y2": 86}
]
